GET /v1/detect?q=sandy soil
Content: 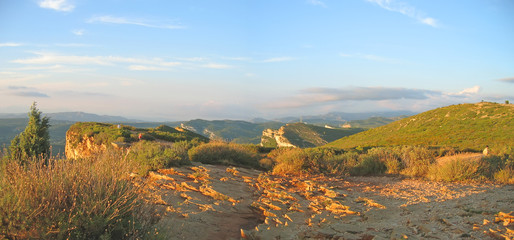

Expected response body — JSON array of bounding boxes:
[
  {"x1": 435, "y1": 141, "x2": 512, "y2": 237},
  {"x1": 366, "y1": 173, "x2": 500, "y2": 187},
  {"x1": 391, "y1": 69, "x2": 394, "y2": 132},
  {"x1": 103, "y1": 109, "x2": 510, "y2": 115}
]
[{"x1": 143, "y1": 163, "x2": 513, "y2": 240}]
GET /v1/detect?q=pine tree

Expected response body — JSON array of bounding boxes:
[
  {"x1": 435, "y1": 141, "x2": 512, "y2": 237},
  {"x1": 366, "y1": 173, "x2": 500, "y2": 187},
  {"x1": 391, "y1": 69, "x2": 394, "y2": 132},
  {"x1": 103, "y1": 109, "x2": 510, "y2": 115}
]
[{"x1": 10, "y1": 102, "x2": 51, "y2": 163}]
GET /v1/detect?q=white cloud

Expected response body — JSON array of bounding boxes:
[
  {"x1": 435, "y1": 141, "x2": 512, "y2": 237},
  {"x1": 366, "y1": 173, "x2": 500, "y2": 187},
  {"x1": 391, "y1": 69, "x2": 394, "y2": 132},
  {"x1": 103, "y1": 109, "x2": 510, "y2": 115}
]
[
  {"x1": 128, "y1": 65, "x2": 167, "y2": 71},
  {"x1": 366, "y1": 0, "x2": 439, "y2": 27},
  {"x1": 72, "y1": 29, "x2": 84, "y2": 36},
  {"x1": 12, "y1": 52, "x2": 182, "y2": 68},
  {"x1": 39, "y1": 0, "x2": 74, "y2": 12},
  {"x1": 307, "y1": 0, "x2": 326, "y2": 8},
  {"x1": 0, "y1": 42, "x2": 23, "y2": 47},
  {"x1": 202, "y1": 63, "x2": 233, "y2": 69},
  {"x1": 421, "y1": 17, "x2": 437, "y2": 27},
  {"x1": 88, "y1": 15, "x2": 185, "y2": 29},
  {"x1": 262, "y1": 57, "x2": 295, "y2": 63},
  {"x1": 448, "y1": 86, "x2": 481, "y2": 96}
]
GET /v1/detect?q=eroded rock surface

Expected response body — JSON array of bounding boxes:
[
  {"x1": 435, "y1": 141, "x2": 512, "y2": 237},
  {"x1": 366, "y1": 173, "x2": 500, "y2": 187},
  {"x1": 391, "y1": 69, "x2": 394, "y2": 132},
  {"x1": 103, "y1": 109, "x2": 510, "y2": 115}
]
[{"x1": 144, "y1": 164, "x2": 514, "y2": 239}]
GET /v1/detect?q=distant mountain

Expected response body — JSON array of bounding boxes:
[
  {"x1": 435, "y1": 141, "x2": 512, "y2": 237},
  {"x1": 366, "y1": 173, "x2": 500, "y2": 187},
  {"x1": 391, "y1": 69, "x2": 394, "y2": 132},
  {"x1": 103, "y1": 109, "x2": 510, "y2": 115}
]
[
  {"x1": 276, "y1": 111, "x2": 415, "y2": 127},
  {"x1": 325, "y1": 102, "x2": 514, "y2": 151},
  {"x1": 261, "y1": 122, "x2": 364, "y2": 148}
]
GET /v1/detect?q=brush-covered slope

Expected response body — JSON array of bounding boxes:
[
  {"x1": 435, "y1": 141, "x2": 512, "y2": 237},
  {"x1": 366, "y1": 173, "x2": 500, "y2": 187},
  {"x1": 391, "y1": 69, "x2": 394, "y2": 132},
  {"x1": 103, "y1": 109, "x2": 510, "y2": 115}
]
[
  {"x1": 65, "y1": 122, "x2": 208, "y2": 159},
  {"x1": 261, "y1": 122, "x2": 364, "y2": 148},
  {"x1": 180, "y1": 119, "x2": 283, "y2": 144},
  {"x1": 326, "y1": 102, "x2": 514, "y2": 151}
]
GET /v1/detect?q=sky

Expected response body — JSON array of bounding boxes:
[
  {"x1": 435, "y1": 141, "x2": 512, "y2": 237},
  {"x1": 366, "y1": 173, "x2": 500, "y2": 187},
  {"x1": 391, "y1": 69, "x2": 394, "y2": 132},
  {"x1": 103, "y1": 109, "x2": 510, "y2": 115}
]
[{"x1": 1, "y1": 0, "x2": 513, "y2": 121}]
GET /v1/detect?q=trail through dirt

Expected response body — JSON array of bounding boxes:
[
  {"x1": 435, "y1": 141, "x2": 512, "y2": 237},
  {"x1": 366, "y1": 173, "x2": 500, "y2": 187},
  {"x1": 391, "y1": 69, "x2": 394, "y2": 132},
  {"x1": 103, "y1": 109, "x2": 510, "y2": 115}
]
[{"x1": 144, "y1": 164, "x2": 514, "y2": 240}]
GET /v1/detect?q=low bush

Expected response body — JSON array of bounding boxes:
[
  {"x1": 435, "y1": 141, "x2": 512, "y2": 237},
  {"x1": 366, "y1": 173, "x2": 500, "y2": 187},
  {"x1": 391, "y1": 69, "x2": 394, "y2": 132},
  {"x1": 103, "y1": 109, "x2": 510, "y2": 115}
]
[
  {"x1": 128, "y1": 140, "x2": 196, "y2": 175},
  {"x1": 427, "y1": 158, "x2": 487, "y2": 182},
  {"x1": 350, "y1": 155, "x2": 387, "y2": 176},
  {"x1": 0, "y1": 152, "x2": 156, "y2": 239},
  {"x1": 188, "y1": 142, "x2": 261, "y2": 168},
  {"x1": 494, "y1": 167, "x2": 514, "y2": 184},
  {"x1": 324, "y1": 152, "x2": 360, "y2": 175},
  {"x1": 396, "y1": 146, "x2": 436, "y2": 177}
]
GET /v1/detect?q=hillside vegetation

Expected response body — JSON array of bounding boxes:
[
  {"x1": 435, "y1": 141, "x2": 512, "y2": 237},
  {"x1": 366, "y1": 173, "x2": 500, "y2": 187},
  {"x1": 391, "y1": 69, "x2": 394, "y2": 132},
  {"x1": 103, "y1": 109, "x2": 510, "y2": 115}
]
[
  {"x1": 326, "y1": 102, "x2": 514, "y2": 151},
  {"x1": 261, "y1": 122, "x2": 364, "y2": 148}
]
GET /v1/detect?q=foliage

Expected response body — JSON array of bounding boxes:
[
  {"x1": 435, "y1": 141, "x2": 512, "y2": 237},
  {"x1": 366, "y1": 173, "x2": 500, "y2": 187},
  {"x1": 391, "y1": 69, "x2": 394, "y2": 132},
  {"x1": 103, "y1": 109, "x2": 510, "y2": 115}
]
[
  {"x1": 68, "y1": 122, "x2": 208, "y2": 150},
  {"x1": 350, "y1": 155, "x2": 387, "y2": 176},
  {"x1": 326, "y1": 102, "x2": 514, "y2": 151},
  {"x1": 271, "y1": 148, "x2": 339, "y2": 175},
  {"x1": 494, "y1": 167, "x2": 514, "y2": 184},
  {"x1": 427, "y1": 158, "x2": 487, "y2": 182},
  {"x1": 128, "y1": 140, "x2": 198, "y2": 175},
  {"x1": 0, "y1": 151, "x2": 157, "y2": 239},
  {"x1": 9, "y1": 102, "x2": 51, "y2": 163},
  {"x1": 188, "y1": 141, "x2": 262, "y2": 168}
]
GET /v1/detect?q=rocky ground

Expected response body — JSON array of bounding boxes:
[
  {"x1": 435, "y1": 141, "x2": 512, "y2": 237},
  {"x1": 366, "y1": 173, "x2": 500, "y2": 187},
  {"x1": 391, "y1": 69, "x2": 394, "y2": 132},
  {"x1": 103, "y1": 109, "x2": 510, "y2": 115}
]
[{"x1": 142, "y1": 163, "x2": 513, "y2": 240}]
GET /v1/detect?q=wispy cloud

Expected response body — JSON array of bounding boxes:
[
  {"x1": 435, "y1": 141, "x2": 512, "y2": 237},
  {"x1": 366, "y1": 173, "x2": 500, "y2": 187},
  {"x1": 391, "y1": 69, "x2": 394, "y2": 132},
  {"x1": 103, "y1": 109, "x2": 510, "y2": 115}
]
[
  {"x1": 202, "y1": 63, "x2": 233, "y2": 69},
  {"x1": 498, "y1": 77, "x2": 514, "y2": 83},
  {"x1": 307, "y1": 0, "x2": 327, "y2": 8},
  {"x1": 7, "y1": 86, "x2": 50, "y2": 98},
  {"x1": 262, "y1": 57, "x2": 295, "y2": 63},
  {"x1": 38, "y1": 0, "x2": 74, "y2": 12},
  {"x1": 88, "y1": 15, "x2": 185, "y2": 29},
  {"x1": 12, "y1": 52, "x2": 182, "y2": 70},
  {"x1": 72, "y1": 29, "x2": 84, "y2": 36},
  {"x1": 366, "y1": 0, "x2": 439, "y2": 27},
  {"x1": 269, "y1": 86, "x2": 438, "y2": 108},
  {"x1": 0, "y1": 42, "x2": 23, "y2": 47},
  {"x1": 340, "y1": 53, "x2": 399, "y2": 63},
  {"x1": 129, "y1": 65, "x2": 168, "y2": 71}
]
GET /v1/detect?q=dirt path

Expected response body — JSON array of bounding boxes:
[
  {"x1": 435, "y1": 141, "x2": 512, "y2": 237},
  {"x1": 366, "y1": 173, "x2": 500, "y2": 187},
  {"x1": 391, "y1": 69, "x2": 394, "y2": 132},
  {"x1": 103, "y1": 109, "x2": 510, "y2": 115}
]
[{"x1": 144, "y1": 164, "x2": 514, "y2": 240}]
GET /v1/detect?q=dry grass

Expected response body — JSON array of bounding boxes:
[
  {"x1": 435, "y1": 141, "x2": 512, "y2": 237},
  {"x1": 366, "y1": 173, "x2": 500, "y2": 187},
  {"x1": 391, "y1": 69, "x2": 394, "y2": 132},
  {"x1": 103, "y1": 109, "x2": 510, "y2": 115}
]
[{"x1": 0, "y1": 151, "x2": 156, "y2": 239}]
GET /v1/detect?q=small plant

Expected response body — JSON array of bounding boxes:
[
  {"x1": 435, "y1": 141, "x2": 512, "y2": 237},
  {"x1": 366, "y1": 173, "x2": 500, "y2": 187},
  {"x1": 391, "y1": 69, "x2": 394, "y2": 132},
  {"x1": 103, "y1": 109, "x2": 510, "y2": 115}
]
[
  {"x1": 188, "y1": 141, "x2": 261, "y2": 168},
  {"x1": 128, "y1": 140, "x2": 196, "y2": 175},
  {"x1": 427, "y1": 157, "x2": 486, "y2": 182},
  {"x1": 494, "y1": 167, "x2": 514, "y2": 184},
  {"x1": 350, "y1": 155, "x2": 386, "y2": 176}
]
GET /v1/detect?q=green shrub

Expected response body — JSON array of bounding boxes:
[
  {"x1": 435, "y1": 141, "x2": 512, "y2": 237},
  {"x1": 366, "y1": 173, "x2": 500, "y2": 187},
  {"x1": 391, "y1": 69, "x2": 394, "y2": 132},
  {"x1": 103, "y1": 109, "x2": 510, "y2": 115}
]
[
  {"x1": 494, "y1": 167, "x2": 514, "y2": 184},
  {"x1": 366, "y1": 147, "x2": 402, "y2": 174},
  {"x1": 396, "y1": 146, "x2": 436, "y2": 177},
  {"x1": 128, "y1": 140, "x2": 195, "y2": 175},
  {"x1": 427, "y1": 158, "x2": 487, "y2": 182},
  {"x1": 350, "y1": 155, "x2": 386, "y2": 176},
  {"x1": 324, "y1": 152, "x2": 360, "y2": 175},
  {"x1": 188, "y1": 142, "x2": 261, "y2": 168},
  {"x1": 270, "y1": 148, "x2": 338, "y2": 175},
  {"x1": 0, "y1": 152, "x2": 156, "y2": 239},
  {"x1": 271, "y1": 148, "x2": 309, "y2": 175}
]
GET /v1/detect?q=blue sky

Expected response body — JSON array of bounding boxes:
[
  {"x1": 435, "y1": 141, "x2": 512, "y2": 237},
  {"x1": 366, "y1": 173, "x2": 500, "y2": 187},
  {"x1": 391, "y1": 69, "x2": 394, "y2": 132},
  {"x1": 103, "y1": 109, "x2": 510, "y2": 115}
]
[{"x1": 1, "y1": 0, "x2": 513, "y2": 120}]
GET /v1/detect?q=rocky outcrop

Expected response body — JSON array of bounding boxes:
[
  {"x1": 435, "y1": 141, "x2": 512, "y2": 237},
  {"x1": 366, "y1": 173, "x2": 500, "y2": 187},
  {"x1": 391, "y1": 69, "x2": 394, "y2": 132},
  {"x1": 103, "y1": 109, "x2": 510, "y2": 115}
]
[
  {"x1": 65, "y1": 130, "x2": 107, "y2": 159},
  {"x1": 260, "y1": 125, "x2": 297, "y2": 148}
]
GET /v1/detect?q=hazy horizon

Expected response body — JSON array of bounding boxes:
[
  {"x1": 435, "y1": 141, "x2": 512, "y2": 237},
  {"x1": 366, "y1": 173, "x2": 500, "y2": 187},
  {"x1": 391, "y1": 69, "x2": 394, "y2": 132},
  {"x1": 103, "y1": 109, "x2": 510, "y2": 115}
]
[{"x1": 1, "y1": 0, "x2": 513, "y2": 120}]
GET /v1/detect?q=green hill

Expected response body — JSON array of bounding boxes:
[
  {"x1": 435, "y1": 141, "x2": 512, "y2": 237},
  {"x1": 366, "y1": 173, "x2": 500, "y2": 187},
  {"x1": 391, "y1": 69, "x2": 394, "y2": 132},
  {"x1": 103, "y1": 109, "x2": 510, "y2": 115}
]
[
  {"x1": 180, "y1": 119, "x2": 284, "y2": 144},
  {"x1": 325, "y1": 102, "x2": 514, "y2": 151},
  {"x1": 262, "y1": 122, "x2": 364, "y2": 148}
]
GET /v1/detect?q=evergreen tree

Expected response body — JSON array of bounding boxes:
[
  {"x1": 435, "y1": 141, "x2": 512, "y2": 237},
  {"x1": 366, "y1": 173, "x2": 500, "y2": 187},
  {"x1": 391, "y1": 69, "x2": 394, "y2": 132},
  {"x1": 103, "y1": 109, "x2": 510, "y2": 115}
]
[{"x1": 10, "y1": 102, "x2": 51, "y2": 163}]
